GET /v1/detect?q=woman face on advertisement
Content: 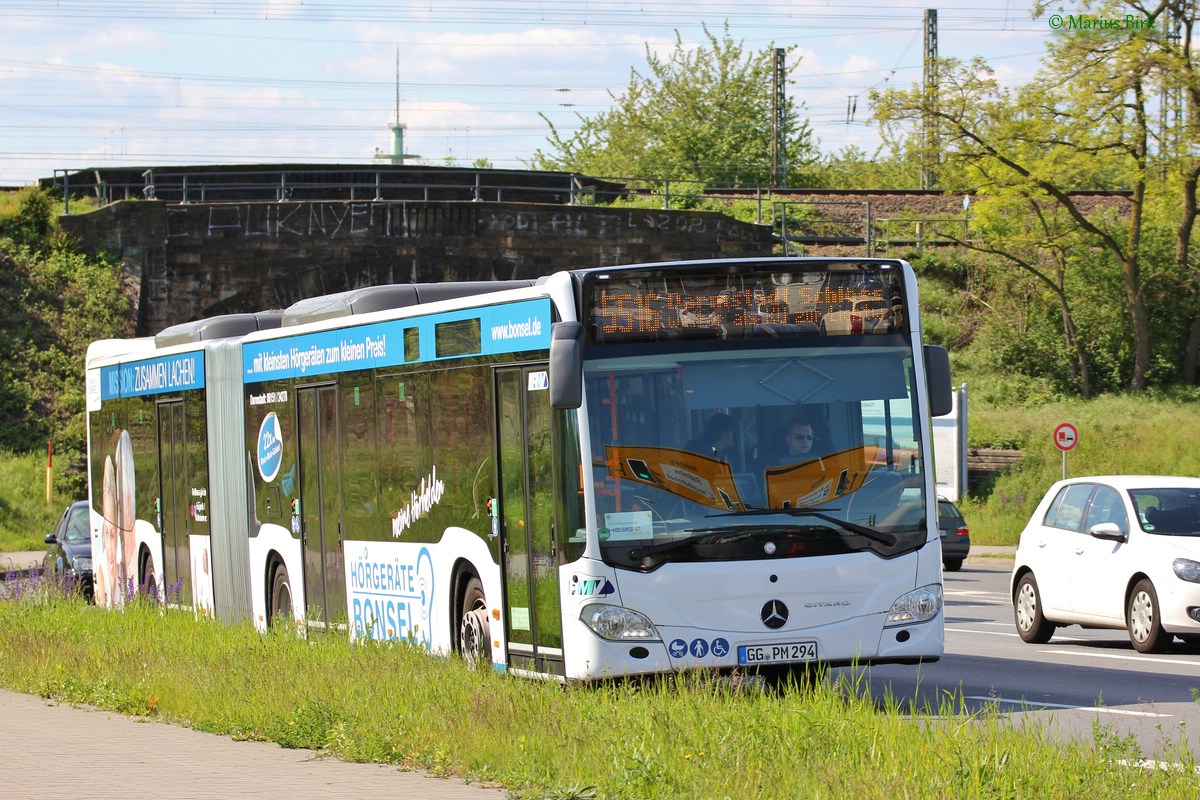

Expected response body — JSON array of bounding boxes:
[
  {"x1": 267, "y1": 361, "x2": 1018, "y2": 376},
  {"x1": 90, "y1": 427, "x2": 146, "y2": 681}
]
[
  {"x1": 115, "y1": 429, "x2": 137, "y2": 594},
  {"x1": 99, "y1": 454, "x2": 118, "y2": 606}
]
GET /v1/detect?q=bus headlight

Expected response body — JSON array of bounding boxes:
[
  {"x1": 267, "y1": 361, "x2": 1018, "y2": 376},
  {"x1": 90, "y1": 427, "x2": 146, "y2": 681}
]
[
  {"x1": 885, "y1": 584, "x2": 942, "y2": 626},
  {"x1": 581, "y1": 604, "x2": 661, "y2": 642}
]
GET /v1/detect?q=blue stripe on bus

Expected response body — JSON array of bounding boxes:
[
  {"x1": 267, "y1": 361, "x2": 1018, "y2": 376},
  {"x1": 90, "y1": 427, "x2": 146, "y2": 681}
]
[
  {"x1": 241, "y1": 298, "x2": 552, "y2": 382},
  {"x1": 99, "y1": 351, "x2": 205, "y2": 401}
]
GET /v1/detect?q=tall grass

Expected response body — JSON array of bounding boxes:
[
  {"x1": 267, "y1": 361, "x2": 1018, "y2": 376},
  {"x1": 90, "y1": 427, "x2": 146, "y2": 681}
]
[
  {"x1": 1, "y1": 588, "x2": 1196, "y2": 799},
  {"x1": 0, "y1": 449, "x2": 63, "y2": 552},
  {"x1": 966, "y1": 394, "x2": 1200, "y2": 545}
]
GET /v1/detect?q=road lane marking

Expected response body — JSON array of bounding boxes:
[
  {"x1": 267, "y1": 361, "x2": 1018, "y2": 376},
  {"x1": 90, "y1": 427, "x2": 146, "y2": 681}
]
[
  {"x1": 964, "y1": 696, "x2": 1171, "y2": 718},
  {"x1": 947, "y1": 628, "x2": 1019, "y2": 637},
  {"x1": 1045, "y1": 649, "x2": 1200, "y2": 667},
  {"x1": 947, "y1": 627, "x2": 1091, "y2": 643}
]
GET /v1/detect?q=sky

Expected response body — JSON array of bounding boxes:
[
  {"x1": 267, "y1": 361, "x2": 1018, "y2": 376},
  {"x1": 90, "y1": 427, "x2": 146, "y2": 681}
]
[{"x1": 0, "y1": 1, "x2": 1058, "y2": 185}]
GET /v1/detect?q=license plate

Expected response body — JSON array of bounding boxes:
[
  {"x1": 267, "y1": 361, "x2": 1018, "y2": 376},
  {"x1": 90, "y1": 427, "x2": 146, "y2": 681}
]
[{"x1": 737, "y1": 641, "x2": 818, "y2": 665}]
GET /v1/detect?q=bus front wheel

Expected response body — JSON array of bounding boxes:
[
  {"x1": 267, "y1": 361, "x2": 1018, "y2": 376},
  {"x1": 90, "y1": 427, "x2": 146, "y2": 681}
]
[{"x1": 458, "y1": 575, "x2": 490, "y2": 666}]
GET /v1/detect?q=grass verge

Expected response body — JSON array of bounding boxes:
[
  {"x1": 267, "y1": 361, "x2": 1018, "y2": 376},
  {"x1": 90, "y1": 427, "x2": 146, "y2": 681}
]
[
  {"x1": 967, "y1": 394, "x2": 1200, "y2": 546},
  {"x1": 0, "y1": 449, "x2": 64, "y2": 552},
  {"x1": 1, "y1": 582, "x2": 1197, "y2": 799}
]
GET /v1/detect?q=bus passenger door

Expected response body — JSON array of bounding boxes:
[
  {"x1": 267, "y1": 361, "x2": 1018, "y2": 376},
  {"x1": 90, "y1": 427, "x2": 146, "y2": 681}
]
[
  {"x1": 497, "y1": 365, "x2": 564, "y2": 676},
  {"x1": 157, "y1": 399, "x2": 191, "y2": 605},
  {"x1": 297, "y1": 384, "x2": 345, "y2": 633}
]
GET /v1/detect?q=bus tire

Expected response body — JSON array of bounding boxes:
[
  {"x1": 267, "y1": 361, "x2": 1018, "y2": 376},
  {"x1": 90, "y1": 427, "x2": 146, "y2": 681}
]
[
  {"x1": 140, "y1": 549, "x2": 157, "y2": 601},
  {"x1": 458, "y1": 575, "x2": 490, "y2": 666},
  {"x1": 269, "y1": 561, "x2": 294, "y2": 628}
]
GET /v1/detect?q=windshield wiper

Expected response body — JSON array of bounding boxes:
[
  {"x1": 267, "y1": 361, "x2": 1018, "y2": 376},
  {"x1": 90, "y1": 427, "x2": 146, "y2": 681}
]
[{"x1": 702, "y1": 507, "x2": 897, "y2": 547}]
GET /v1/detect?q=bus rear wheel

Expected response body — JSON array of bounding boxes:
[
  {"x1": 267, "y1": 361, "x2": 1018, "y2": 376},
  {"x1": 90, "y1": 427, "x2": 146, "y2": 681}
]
[
  {"x1": 140, "y1": 549, "x2": 157, "y2": 601},
  {"x1": 269, "y1": 563, "x2": 294, "y2": 628},
  {"x1": 458, "y1": 575, "x2": 490, "y2": 666}
]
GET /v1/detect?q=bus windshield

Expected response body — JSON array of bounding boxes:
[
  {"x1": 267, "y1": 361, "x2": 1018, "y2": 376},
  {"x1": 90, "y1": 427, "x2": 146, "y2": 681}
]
[{"x1": 584, "y1": 343, "x2": 927, "y2": 571}]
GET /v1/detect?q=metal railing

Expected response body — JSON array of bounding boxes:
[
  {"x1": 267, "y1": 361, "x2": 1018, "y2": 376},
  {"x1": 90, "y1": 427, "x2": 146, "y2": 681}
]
[
  {"x1": 53, "y1": 166, "x2": 975, "y2": 253},
  {"x1": 54, "y1": 167, "x2": 780, "y2": 218}
]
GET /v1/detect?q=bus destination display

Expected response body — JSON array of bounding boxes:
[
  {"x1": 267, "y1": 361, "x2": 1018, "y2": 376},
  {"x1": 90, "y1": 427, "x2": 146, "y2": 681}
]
[{"x1": 586, "y1": 261, "x2": 908, "y2": 344}]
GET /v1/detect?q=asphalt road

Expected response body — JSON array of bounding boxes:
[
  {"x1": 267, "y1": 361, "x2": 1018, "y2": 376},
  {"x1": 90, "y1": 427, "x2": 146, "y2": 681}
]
[{"x1": 854, "y1": 558, "x2": 1200, "y2": 762}]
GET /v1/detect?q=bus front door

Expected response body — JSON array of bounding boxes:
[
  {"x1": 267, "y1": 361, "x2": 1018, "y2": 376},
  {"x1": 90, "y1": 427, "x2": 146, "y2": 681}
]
[
  {"x1": 157, "y1": 399, "x2": 191, "y2": 605},
  {"x1": 497, "y1": 366, "x2": 564, "y2": 676},
  {"x1": 297, "y1": 384, "x2": 345, "y2": 633}
]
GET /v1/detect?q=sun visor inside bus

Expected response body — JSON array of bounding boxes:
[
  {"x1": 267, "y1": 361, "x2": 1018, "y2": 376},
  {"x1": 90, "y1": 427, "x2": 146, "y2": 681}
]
[
  {"x1": 154, "y1": 311, "x2": 284, "y2": 347},
  {"x1": 280, "y1": 281, "x2": 537, "y2": 327},
  {"x1": 681, "y1": 353, "x2": 908, "y2": 408}
]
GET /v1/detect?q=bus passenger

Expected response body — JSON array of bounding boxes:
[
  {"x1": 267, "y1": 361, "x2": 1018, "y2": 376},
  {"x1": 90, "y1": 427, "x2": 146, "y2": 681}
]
[{"x1": 686, "y1": 413, "x2": 734, "y2": 459}]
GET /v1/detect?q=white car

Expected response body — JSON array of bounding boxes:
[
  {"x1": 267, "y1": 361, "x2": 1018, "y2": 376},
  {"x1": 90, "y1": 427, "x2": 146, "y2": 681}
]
[{"x1": 1011, "y1": 475, "x2": 1200, "y2": 653}]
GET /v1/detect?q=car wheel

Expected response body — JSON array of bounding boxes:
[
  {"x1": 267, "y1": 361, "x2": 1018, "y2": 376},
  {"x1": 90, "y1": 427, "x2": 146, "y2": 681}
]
[
  {"x1": 1127, "y1": 579, "x2": 1171, "y2": 654},
  {"x1": 1014, "y1": 573, "x2": 1055, "y2": 644},
  {"x1": 943, "y1": 558, "x2": 964, "y2": 572}
]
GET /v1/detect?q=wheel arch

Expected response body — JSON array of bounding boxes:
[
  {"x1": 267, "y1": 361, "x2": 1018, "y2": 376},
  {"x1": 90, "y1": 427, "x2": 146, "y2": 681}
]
[
  {"x1": 135, "y1": 544, "x2": 161, "y2": 604},
  {"x1": 1011, "y1": 565, "x2": 1034, "y2": 602},
  {"x1": 451, "y1": 558, "x2": 482, "y2": 612},
  {"x1": 1124, "y1": 571, "x2": 1153, "y2": 610},
  {"x1": 265, "y1": 549, "x2": 287, "y2": 587}
]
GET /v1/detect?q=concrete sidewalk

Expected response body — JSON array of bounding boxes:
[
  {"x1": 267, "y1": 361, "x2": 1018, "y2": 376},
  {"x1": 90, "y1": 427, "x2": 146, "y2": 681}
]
[
  {"x1": 0, "y1": 689, "x2": 509, "y2": 800},
  {"x1": 967, "y1": 545, "x2": 1016, "y2": 561},
  {"x1": 0, "y1": 550, "x2": 43, "y2": 572}
]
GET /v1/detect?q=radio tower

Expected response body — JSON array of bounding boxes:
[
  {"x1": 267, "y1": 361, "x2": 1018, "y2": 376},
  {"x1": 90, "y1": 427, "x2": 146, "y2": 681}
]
[{"x1": 376, "y1": 48, "x2": 418, "y2": 165}]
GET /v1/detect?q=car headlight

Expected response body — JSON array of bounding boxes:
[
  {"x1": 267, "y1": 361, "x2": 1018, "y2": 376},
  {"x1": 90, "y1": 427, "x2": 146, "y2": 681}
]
[
  {"x1": 580, "y1": 604, "x2": 661, "y2": 641},
  {"x1": 73, "y1": 557, "x2": 93, "y2": 571},
  {"x1": 885, "y1": 584, "x2": 943, "y2": 626},
  {"x1": 1173, "y1": 558, "x2": 1200, "y2": 584}
]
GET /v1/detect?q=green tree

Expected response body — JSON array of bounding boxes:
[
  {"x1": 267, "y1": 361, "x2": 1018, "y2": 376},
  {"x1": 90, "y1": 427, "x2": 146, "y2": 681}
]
[
  {"x1": 531, "y1": 23, "x2": 819, "y2": 187},
  {"x1": 0, "y1": 187, "x2": 55, "y2": 249},
  {"x1": 962, "y1": 192, "x2": 1101, "y2": 397},
  {"x1": 872, "y1": 1, "x2": 1191, "y2": 392},
  {"x1": 821, "y1": 145, "x2": 922, "y2": 190},
  {"x1": 0, "y1": 188, "x2": 132, "y2": 496}
]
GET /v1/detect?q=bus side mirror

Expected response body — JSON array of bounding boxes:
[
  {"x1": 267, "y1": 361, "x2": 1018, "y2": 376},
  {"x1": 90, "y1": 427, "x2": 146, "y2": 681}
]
[
  {"x1": 924, "y1": 345, "x2": 953, "y2": 417},
  {"x1": 550, "y1": 321, "x2": 584, "y2": 409}
]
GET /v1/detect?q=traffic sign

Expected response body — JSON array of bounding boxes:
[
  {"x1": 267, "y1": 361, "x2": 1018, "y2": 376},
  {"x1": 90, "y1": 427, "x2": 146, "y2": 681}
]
[{"x1": 1053, "y1": 422, "x2": 1079, "y2": 452}]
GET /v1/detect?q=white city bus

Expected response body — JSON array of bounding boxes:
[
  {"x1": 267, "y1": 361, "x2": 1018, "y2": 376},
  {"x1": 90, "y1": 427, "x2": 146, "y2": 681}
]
[{"x1": 86, "y1": 257, "x2": 952, "y2": 680}]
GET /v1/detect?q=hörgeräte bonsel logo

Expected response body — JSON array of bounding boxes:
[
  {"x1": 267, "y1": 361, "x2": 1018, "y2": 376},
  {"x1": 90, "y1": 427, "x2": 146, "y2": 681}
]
[{"x1": 257, "y1": 411, "x2": 283, "y2": 482}]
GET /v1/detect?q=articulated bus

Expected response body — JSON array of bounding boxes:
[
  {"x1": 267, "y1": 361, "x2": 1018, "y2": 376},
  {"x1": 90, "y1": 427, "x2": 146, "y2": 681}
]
[{"x1": 86, "y1": 257, "x2": 952, "y2": 680}]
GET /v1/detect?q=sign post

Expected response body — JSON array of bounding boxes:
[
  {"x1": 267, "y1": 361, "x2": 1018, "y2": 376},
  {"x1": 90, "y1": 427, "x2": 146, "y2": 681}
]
[{"x1": 1053, "y1": 422, "x2": 1079, "y2": 480}]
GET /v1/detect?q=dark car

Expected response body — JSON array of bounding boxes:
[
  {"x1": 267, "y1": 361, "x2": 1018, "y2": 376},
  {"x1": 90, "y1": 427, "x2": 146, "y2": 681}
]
[
  {"x1": 938, "y1": 497, "x2": 970, "y2": 572},
  {"x1": 43, "y1": 500, "x2": 93, "y2": 600}
]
